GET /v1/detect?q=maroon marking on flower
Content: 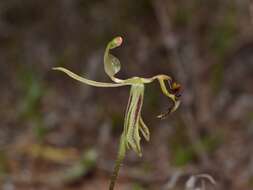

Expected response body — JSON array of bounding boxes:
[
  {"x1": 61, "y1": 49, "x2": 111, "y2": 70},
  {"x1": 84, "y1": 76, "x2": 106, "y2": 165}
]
[
  {"x1": 134, "y1": 95, "x2": 142, "y2": 126},
  {"x1": 168, "y1": 80, "x2": 182, "y2": 98}
]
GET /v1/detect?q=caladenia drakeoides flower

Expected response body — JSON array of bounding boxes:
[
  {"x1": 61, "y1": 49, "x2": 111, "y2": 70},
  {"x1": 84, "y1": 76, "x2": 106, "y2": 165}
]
[{"x1": 53, "y1": 36, "x2": 181, "y2": 190}]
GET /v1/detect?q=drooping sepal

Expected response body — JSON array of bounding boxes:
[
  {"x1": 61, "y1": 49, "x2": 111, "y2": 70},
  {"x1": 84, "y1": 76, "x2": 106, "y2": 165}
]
[
  {"x1": 123, "y1": 84, "x2": 144, "y2": 157},
  {"x1": 139, "y1": 117, "x2": 150, "y2": 141}
]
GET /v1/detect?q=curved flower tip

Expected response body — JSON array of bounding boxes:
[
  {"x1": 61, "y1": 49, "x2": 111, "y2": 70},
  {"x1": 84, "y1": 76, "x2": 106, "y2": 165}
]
[
  {"x1": 156, "y1": 77, "x2": 181, "y2": 119},
  {"x1": 109, "y1": 36, "x2": 123, "y2": 49},
  {"x1": 157, "y1": 100, "x2": 180, "y2": 119},
  {"x1": 114, "y1": 36, "x2": 123, "y2": 46}
]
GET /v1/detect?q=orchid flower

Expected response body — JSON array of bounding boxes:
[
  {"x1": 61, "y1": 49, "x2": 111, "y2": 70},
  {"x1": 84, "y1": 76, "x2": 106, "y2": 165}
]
[{"x1": 53, "y1": 36, "x2": 181, "y2": 190}]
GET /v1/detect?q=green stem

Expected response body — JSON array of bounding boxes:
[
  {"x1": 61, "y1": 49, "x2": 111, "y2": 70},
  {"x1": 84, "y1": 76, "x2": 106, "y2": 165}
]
[{"x1": 109, "y1": 134, "x2": 126, "y2": 190}]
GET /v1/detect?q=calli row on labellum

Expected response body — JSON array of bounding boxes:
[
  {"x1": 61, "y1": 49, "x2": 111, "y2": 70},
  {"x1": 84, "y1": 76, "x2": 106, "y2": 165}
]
[{"x1": 53, "y1": 36, "x2": 181, "y2": 190}]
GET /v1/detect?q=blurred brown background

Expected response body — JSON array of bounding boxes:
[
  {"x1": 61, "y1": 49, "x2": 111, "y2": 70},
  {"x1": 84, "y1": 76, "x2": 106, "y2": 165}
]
[{"x1": 1, "y1": 0, "x2": 253, "y2": 189}]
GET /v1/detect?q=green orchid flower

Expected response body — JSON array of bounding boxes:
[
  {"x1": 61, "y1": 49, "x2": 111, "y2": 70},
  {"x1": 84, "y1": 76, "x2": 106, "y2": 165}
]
[{"x1": 53, "y1": 36, "x2": 181, "y2": 190}]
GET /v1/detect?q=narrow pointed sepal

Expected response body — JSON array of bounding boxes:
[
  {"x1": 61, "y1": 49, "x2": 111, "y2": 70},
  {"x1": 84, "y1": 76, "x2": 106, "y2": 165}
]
[
  {"x1": 126, "y1": 94, "x2": 143, "y2": 157},
  {"x1": 52, "y1": 67, "x2": 128, "y2": 88},
  {"x1": 123, "y1": 84, "x2": 144, "y2": 157},
  {"x1": 139, "y1": 117, "x2": 150, "y2": 141}
]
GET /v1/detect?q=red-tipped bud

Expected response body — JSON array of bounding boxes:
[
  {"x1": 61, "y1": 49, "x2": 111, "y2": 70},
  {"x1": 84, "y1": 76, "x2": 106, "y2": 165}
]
[
  {"x1": 114, "y1": 36, "x2": 123, "y2": 46},
  {"x1": 109, "y1": 36, "x2": 123, "y2": 49}
]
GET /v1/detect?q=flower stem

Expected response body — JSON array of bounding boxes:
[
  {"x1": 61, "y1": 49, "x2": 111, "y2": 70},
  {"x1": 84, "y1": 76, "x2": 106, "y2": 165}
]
[{"x1": 109, "y1": 134, "x2": 126, "y2": 190}]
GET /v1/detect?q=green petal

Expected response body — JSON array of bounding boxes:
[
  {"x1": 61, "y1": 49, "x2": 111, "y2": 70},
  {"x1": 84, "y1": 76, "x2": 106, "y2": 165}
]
[
  {"x1": 104, "y1": 54, "x2": 121, "y2": 78},
  {"x1": 53, "y1": 67, "x2": 128, "y2": 87},
  {"x1": 104, "y1": 37, "x2": 123, "y2": 81}
]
